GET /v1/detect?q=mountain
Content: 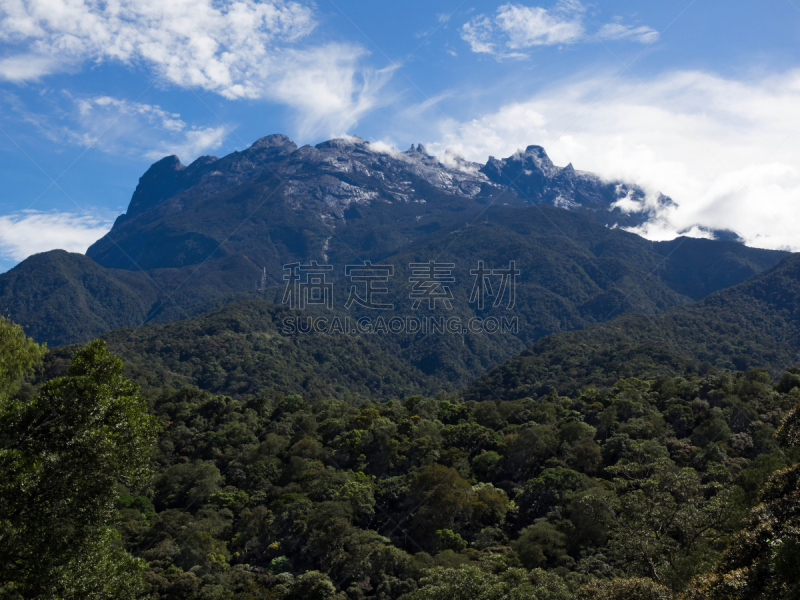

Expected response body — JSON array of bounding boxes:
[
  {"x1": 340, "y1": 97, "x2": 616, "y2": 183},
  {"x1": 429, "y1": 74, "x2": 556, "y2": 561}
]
[
  {"x1": 0, "y1": 250, "x2": 265, "y2": 346},
  {"x1": 650, "y1": 236, "x2": 784, "y2": 301},
  {"x1": 463, "y1": 252, "x2": 800, "y2": 401},
  {"x1": 85, "y1": 135, "x2": 667, "y2": 277},
  {"x1": 0, "y1": 250, "x2": 157, "y2": 346},
  {"x1": 480, "y1": 144, "x2": 673, "y2": 223},
  {"x1": 7, "y1": 138, "x2": 800, "y2": 600},
  {"x1": 0, "y1": 134, "x2": 787, "y2": 372}
]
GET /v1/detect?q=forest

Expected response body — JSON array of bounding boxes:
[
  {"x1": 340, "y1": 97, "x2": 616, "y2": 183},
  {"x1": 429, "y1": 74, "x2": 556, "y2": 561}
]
[{"x1": 2, "y1": 315, "x2": 799, "y2": 600}]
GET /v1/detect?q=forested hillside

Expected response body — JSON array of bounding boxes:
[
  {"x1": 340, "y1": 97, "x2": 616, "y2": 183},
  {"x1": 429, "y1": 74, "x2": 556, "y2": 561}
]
[
  {"x1": 125, "y1": 369, "x2": 799, "y2": 598},
  {"x1": 41, "y1": 250, "x2": 797, "y2": 404},
  {"x1": 5, "y1": 316, "x2": 800, "y2": 599},
  {"x1": 466, "y1": 253, "x2": 800, "y2": 402},
  {"x1": 98, "y1": 301, "x2": 442, "y2": 400}
]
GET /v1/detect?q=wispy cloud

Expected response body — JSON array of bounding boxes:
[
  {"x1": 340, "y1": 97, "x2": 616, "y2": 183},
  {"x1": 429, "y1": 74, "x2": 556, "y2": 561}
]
[
  {"x1": 268, "y1": 45, "x2": 397, "y2": 139},
  {"x1": 495, "y1": 2, "x2": 585, "y2": 48},
  {"x1": 0, "y1": 210, "x2": 112, "y2": 261},
  {"x1": 3, "y1": 91, "x2": 230, "y2": 161},
  {"x1": 144, "y1": 126, "x2": 229, "y2": 161},
  {"x1": 0, "y1": 53, "x2": 63, "y2": 81},
  {"x1": 461, "y1": 1, "x2": 657, "y2": 58},
  {"x1": 0, "y1": 0, "x2": 388, "y2": 135},
  {"x1": 427, "y1": 70, "x2": 800, "y2": 251},
  {"x1": 595, "y1": 22, "x2": 659, "y2": 44}
]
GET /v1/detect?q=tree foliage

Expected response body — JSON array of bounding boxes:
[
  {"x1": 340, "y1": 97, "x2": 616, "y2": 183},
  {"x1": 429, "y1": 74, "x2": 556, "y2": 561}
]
[
  {"x1": 0, "y1": 337, "x2": 159, "y2": 598},
  {"x1": 3, "y1": 313, "x2": 800, "y2": 599}
]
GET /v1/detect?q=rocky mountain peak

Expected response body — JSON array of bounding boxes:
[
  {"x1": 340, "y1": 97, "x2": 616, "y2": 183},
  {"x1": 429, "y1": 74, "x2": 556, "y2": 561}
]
[
  {"x1": 187, "y1": 155, "x2": 219, "y2": 170},
  {"x1": 517, "y1": 145, "x2": 557, "y2": 175},
  {"x1": 524, "y1": 144, "x2": 547, "y2": 155},
  {"x1": 315, "y1": 136, "x2": 367, "y2": 151},
  {"x1": 126, "y1": 155, "x2": 188, "y2": 217},
  {"x1": 250, "y1": 133, "x2": 297, "y2": 151},
  {"x1": 406, "y1": 143, "x2": 430, "y2": 156},
  {"x1": 108, "y1": 133, "x2": 676, "y2": 262},
  {"x1": 151, "y1": 154, "x2": 185, "y2": 171}
]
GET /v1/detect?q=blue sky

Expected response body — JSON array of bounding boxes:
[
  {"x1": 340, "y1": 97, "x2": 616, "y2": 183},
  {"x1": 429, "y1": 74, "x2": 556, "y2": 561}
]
[{"x1": 2, "y1": 0, "x2": 800, "y2": 272}]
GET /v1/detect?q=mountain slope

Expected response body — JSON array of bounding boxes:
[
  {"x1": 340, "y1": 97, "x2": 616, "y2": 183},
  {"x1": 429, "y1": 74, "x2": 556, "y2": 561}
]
[
  {"x1": 74, "y1": 236, "x2": 798, "y2": 401},
  {"x1": 464, "y1": 253, "x2": 800, "y2": 401},
  {"x1": 651, "y1": 236, "x2": 785, "y2": 300},
  {"x1": 99, "y1": 300, "x2": 440, "y2": 400},
  {"x1": 0, "y1": 206, "x2": 788, "y2": 357},
  {"x1": 0, "y1": 251, "x2": 158, "y2": 346},
  {"x1": 0, "y1": 250, "x2": 270, "y2": 346}
]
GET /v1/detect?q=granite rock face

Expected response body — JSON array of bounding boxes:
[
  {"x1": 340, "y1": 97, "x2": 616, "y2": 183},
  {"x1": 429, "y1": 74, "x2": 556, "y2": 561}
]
[{"x1": 87, "y1": 134, "x2": 668, "y2": 273}]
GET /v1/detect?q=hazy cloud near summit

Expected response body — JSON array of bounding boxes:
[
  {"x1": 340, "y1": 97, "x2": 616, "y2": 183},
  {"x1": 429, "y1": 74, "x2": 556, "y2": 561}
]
[{"x1": 427, "y1": 70, "x2": 800, "y2": 251}]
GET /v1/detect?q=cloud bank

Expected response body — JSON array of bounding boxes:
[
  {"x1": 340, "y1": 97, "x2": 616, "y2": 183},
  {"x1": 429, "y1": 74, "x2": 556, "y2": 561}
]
[
  {"x1": 427, "y1": 70, "x2": 800, "y2": 251},
  {"x1": 0, "y1": 210, "x2": 112, "y2": 261}
]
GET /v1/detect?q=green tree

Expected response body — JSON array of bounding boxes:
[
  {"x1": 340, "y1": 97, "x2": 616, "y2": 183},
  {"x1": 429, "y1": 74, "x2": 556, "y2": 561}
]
[
  {"x1": 435, "y1": 529, "x2": 467, "y2": 553},
  {"x1": 399, "y1": 563, "x2": 571, "y2": 600},
  {"x1": 153, "y1": 460, "x2": 224, "y2": 510},
  {"x1": 576, "y1": 577, "x2": 672, "y2": 600},
  {"x1": 0, "y1": 317, "x2": 45, "y2": 405},
  {"x1": 606, "y1": 459, "x2": 739, "y2": 590},
  {"x1": 513, "y1": 522, "x2": 569, "y2": 570},
  {"x1": 46, "y1": 528, "x2": 147, "y2": 600},
  {"x1": 684, "y1": 406, "x2": 800, "y2": 600},
  {"x1": 285, "y1": 571, "x2": 345, "y2": 600},
  {"x1": 408, "y1": 464, "x2": 473, "y2": 546},
  {"x1": 0, "y1": 338, "x2": 159, "y2": 598}
]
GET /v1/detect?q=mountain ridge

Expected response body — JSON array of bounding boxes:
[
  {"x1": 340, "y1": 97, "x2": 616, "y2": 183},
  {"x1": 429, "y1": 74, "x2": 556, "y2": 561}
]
[
  {"x1": 2, "y1": 204, "x2": 787, "y2": 350},
  {"x1": 0, "y1": 134, "x2": 790, "y2": 392},
  {"x1": 85, "y1": 134, "x2": 668, "y2": 274}
]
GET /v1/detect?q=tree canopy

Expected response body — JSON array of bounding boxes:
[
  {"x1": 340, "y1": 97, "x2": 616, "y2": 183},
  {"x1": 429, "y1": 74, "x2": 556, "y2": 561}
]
[{"x1": 0, "y1": 326, "x2": 158, "y2": 599}]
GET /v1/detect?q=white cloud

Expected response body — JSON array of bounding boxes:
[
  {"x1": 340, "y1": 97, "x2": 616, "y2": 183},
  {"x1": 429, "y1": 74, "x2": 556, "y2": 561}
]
[
  {"x1": 74, "y1": 96, "x2": 187, "y2": 134},
  {"x1": 0, "y1": 52, "x2": 62, "y2": 80},
  {"x1": 461, "y1": 15, "x2": 503, "y2": 56},
  {"x1": 595, "y1": 23, "x2": 659, "y2": 44},
  {"x1": 365, "y1": 139, "x2": 401, "y2": 156},
  {"x1": 0, "y1": 0, "x2": 315, "y2": 95},
  {"x1": 461, "y1": 2, "x2": 657, "y2": 57},
  {"x1": 5, "y1": 91, "x2": 231, "y2": 161},
  {"x1": 74, "y1": 96, "x2": 230, "y2": 160},
  {"x1": 426, "y1": 70, "x2": 800, "y2": 251},
  {"x1": 0, "y1": 0, "x2": 385, "y2": 134},
  {"x1": 0, "y1": 210, "x2": 112, "y2": 261},
  {"x1": 268, "y1": 45, "x2": 396, "y2": 138},
  {"x1": 496, "y1": 3, "x2": 584, "y2": 48},
  {"x1": 144, "y1": 126, "x2": 228, "y2": 160}
]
